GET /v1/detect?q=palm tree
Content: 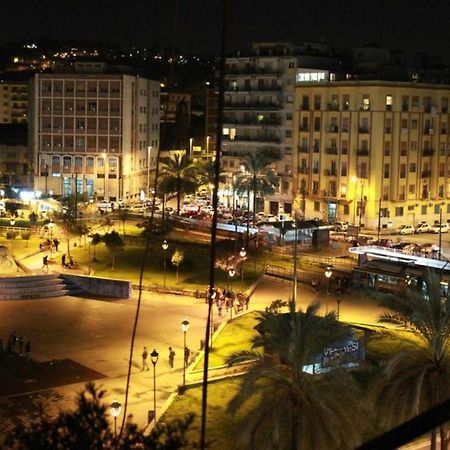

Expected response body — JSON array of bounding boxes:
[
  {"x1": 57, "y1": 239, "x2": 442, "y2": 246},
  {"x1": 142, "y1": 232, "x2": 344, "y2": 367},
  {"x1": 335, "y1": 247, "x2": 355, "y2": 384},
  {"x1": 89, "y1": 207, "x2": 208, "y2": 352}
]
[
  {"x1": 234, "y1": 154, "x2": 278, "y2": 223},
  {"x1": 227, "y1": 304, "x2": 366, "y2": 450},
  {"x1": 372, "y1": 271, "x2": 450, "y2": 450},
  {"x1": 102, "y1": 231, "x2": 124, "y2": 270},
  {"x1": 159, "y1": 153, "x2": 198, "y2": 214},
  {"x1": 195, "y1": 158, "x2": 227, "y2": 192}
]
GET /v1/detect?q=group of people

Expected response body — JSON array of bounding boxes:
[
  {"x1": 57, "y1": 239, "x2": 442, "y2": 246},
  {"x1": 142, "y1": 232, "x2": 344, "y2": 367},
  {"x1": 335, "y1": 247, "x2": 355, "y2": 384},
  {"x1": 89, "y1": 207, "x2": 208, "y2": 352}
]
[
  {"x1": 61, "y1": 254, "x2": 75, "y2": 269},
  {"x1": 141, "y1": 346, "x2": 191, "y2": 372},
  {"x1": 39, "y1": 238, "x2": 60, "y2": 253},
  {"x1": 1, "y1": 331, "x2": 32, "y2": 358},
  {"x1": 212, "y1": 287, "x2": 250, "y2": 317}
]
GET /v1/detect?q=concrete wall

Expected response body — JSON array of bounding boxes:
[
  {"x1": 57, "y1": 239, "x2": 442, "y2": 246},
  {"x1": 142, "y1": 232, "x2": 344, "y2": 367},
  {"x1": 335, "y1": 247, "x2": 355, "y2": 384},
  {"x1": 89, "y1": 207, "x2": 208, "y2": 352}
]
[{"x1": 62, "y1": 274, "x2": 131, "y2": 299}]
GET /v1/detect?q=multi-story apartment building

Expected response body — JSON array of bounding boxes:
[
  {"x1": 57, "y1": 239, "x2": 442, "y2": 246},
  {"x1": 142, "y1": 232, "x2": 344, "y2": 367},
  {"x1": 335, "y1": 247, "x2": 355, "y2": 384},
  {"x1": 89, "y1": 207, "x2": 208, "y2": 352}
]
[
  {"x1": 0, "y1": 81, "x2": 28, "y2": 124},
  {"x1": 293, "y1": 79, "x2": 450, "y2": 229},
  {"x1": 222, "y1": 42, "x2": 338, "y2": 215},
  {"x1": 30, "y1": 72, "x2": 160, "y2": 202}
]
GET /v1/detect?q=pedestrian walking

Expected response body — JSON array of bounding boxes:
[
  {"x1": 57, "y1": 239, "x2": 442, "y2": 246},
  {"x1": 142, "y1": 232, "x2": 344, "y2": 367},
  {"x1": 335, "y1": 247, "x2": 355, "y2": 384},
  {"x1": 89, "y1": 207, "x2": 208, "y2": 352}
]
[
  {"x1": 9, "y1": 331, "x2": 17, "y2": 352},
  {"x1": 25, "y1": 340, "x2": 31, "y2": 359},
  {"x1": 184, "y1": 346, "x2": 190, "y2": 367},
  {"x1": 168, "y1": 346, "x2": 175, "y2": 370},
  {"x1": 42, "y1": 255, "x2": 49, "y2": 272},
  {"x1": 53, "y1": 238, "x2": 60, "y2": 252},
  {"x1": 61, "y1": 254, "x2": 66, "y2": 267},
  {"x1": 142, "y1": 346, "x2": 149, "y2": 371}
]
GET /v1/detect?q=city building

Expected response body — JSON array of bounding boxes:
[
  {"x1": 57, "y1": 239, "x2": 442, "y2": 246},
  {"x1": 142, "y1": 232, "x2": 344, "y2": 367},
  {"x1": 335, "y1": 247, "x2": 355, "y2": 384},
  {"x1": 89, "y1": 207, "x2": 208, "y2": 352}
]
[
  {"x1": 293, "y1": 78, "x2": 450, "y2": 229},
  {"x1": 0, "y1": 81, "x2": 28, "y2": 124},
  {"x1": 29, "y1": 72, "x2": 160, "y2": 202},
  {"x1": 221, "y1": 42, "x2": 339, "y2": 215}
]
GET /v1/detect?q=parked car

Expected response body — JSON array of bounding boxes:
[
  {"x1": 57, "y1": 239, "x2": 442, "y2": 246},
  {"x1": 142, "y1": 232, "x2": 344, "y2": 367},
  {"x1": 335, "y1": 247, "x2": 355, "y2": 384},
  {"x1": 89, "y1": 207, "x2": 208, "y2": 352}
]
[
  {"x1": 333, "y1": 221, "x2": 349, "y2": 232},
  {"x1": 430, "y1": 223, "x2": 450, "y2": 233},
  {"x1": 398, "y1": 224, "x2": 415, "y2": 235},
  {"x1": 415, "y1": 223, "x2": 431, "y2": 233}
]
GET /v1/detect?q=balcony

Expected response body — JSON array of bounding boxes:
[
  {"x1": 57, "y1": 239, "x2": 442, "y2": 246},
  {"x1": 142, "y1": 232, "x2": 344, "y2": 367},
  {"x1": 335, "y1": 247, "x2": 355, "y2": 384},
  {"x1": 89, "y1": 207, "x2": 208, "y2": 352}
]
[
  {"x1": 357, "y1": 149, "x2": 369, "y2": 156},
  {"x1": 299, "y1": 146, "x2": 309, "y2": 153},
  {"x1": 421, "y1": 170, "x2": 432, "y2": 178},
  {"x1": 226, "y1": 66, "x2": 283, "y2": 76},
  {"x1": 301, "y1": 103, "x2": 310, "y2": 111},
  {"x1": 422, "y1": 149, "x2": 435, "y2": 157},
  {"x1": 322, "y1": 189, "x2": 337, "y2": 198},
  {"x1": 225, "y1": 85, "x2": 282, "y2": 93},
  {"x1": 341, "y1": 127, "x2": 349, "y2": 133},
  {"x1": 327, "y1": 126, "x2": 339, "y2": 133},
  {"x1": 327, "y1": 103, "x2": 340, "y2": 111},
  {"x1": 385, "y1": 127, "x2": 392, "y2": 134},
  {"x1": 312, "y1": 168, "x2": 319, "y2": 175},
  {"x1": 224, "y1": 101, "x2": 281, "y2": 110},
  {"x1": 358, "y1": 127, "x2": 370, "y2": 134},
  {"x1": 223, "y1": 135, "x2": 281, "y2": 144},
  {"x1": 325, "y1": 148, "x2": 338, "y2": 155},
  {"x1": 299, "y1": 166, "x2": 309, "y2": 174},
  {"x1": 325, "y1": 169, "x2": 337, "y2": 176},
  {"x1": 424, "y1": 128, "x2": 434, "y2": 135},
  {"x1": 223, "y1": 117, "x2": 282, "y2": 126},
  {"x1": 300, "y1": 126, "x2": 309, "y2": 132}
]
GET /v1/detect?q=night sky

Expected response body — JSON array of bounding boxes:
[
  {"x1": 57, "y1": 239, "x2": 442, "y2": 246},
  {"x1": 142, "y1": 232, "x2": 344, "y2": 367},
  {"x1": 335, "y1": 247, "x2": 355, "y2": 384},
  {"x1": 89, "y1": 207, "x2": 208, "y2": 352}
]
[{"x1": 1, "y1": 0, "x2": 450, "y2": 58}]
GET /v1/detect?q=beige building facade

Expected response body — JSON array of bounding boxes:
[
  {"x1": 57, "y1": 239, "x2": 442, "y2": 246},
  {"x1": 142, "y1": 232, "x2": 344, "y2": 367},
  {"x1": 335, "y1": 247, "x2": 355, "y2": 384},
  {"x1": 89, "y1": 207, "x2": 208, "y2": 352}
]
[
  {"x1": 293, "y1": 80, "x2": 450, "y2": 229},
  {"x1": 0, "y1": 82, "x2": 28, "y2": 124},
  {"x1": 30, "y1": 73, "x2": 160, "y2": 202}
]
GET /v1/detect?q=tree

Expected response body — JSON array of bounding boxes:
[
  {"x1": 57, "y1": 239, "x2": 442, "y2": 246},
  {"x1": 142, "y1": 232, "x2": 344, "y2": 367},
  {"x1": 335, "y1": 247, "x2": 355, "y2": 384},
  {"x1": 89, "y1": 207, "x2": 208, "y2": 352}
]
[
  {"x1": 5, "y1": 383, "x2": 200, "y2": 449},
  {"x1": 102, "y1": 231, "x2": 124, "y2": 270},
  {"x1": 372, "y1": 271, "x2": 450, "y2": 450},
  {"x1": 171, "y1": 249, "x2": 184, "y2": 283},
  {"x1": 234, "y1": 154, "x2": 278, "y2": 223},
  {"x1": 90, "y1": 233, "x2": 102, "y2": 262},
  {"x1": 117, "y1": 208, "x2": 130, "y2": 235},
  {"x1": 226, "y1": 304, "x2": 366, "y2": 450},
  {"x1": 195, "y1": 159, "x2": 227, "y2": 193},
  {"x1": 159, "y1": 153, "x2": 197, "y2": 214}
]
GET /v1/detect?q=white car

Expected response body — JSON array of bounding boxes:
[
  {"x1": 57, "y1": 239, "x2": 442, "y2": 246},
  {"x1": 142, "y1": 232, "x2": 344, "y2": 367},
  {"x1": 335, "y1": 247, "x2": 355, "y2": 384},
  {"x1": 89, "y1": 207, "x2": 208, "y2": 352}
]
[
  {"x1": 398, "y1": 225, "x2": 415, "y2": 235},
  {"x1": 334, "y1": 221, "x2": 349, "y2": 232},
  {"x1": 430, "y1": 223, "x2": 450, "y2": 234},
  {"x1": 415, "y1": 223, "x2": 431, "y2": 233}
]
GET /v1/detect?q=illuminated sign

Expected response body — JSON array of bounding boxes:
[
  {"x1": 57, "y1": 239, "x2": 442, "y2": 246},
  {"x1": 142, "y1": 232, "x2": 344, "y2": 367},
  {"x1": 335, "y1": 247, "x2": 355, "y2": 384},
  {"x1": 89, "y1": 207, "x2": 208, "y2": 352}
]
[{"x1": 296, "y1": 70, "x2": 334, "y2": 84}]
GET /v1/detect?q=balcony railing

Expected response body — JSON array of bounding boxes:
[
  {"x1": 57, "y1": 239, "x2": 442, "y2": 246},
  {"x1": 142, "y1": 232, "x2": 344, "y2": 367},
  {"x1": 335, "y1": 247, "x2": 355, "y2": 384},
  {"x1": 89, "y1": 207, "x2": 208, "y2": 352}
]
[
  {"x1": 223, "y1": 135, "x2": 281, "y2": 144},
  {"x1": 299, "y1": 167, "x2": 309, "y2": 174},
  {"x1": 325, "y1": 148, "x2": 338, "y2": 155},
  {"x1": 225, "y1": 85, "x2": 282, "y2": 92},
  {"x1": 299, "y1": 146, "x2": 309, "y2": 153},
  {"x1": 359, "y1": 127, "x2": 370, "y2": 133},
  {"x1": 223, "y1": 117, "x2": 282, "y2": 126},
  {"x1": 325, "y1": 169, "x2": 337, "y2": 176},
  {"x1": 421, "y1": 170, "x2": 432, "y2": 178},
  {"x1": 422, "y1": 149, "x2": 435, "y2": 157},
  {"x1": 327, "y1": 126, "x2": 339, "y2": 133},
  {"x1": 322, "y1": 189, "x2": 337, "y2": 197},
  {"x1": 357, "y1": 149, "x2": 369, "y2": 156},
  {"x1": 300, "y1": 126, "x2": 309, "y2": 132},
  {"x1": 224, "y1": 101, "x2": 281, "y2": 110}
]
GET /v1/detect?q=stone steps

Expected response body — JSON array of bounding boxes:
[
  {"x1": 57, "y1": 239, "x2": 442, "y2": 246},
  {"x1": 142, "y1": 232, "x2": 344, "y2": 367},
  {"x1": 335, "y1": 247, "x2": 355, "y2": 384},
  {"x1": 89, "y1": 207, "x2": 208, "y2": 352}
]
[{"x1": 0, "y1": 275, "x2": 74, "y2": 300}]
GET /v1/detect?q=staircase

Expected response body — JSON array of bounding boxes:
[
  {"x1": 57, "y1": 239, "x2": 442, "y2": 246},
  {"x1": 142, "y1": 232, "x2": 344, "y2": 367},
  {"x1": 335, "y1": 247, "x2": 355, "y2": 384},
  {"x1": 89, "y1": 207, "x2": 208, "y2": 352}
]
[{"x1": 0, "y1": 275, "x2": 82, "y2": 300}]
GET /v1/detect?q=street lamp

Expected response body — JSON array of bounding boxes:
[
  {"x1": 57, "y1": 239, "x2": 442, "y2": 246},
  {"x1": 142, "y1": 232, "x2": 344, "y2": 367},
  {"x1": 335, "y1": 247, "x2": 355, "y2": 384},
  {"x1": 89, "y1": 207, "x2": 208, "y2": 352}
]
[
  {"x1": 150, "y1": 349, "x2": 159, "y2": 422},
  {"x1": 324, "y1": 266, "x2": 333, "y2": 314},
  {"x1": 228, "y1": 268, "x2": 236, "y2": 319},
  {"x1": 9, "y1": 219, "x2": 15, "y2": 258},
  {"x1": 292, "y1": 221, "x2": 299, "y2": 310},
  {"x1": 239, "y1": 247, "x2": 246, "y2": 284},
  {"x1": 109, "y1": 399, "x2": 121, "y2": 442},
  {"x1": 147, "y1": 146, "x2": 152, "y2": 199},
  {"x1": 87, "y1": 235, "x2": 92, "y2": 276},
  {"x1": 48, "y1": 219, "x2": 54, "y2": 260},
  {"x1": 181, "y1": 319, "x2": 190, "y2": 388},
  {"x1": 102, "y1": 152, "x2": 107, "y2": 200},
  {"x1": 162, "y1": 240, "x2": 168, "y2": 287}
]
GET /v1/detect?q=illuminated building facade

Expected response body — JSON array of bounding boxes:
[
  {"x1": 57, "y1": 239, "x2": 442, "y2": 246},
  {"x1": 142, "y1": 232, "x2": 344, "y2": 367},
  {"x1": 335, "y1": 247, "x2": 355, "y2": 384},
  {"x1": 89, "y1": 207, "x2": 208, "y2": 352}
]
[
  {"x1": 0, "y1": 82, "x2": 28, "y2": 124},
  {"x1": 222, "y1": 42, "x2": 339, "y2": 215},
  {"x1": 30, "y1": 73, "x2": 160, "y2": 201},
  {"x1": 293, "y1": 80, "x2": 450, "y2": 229}
]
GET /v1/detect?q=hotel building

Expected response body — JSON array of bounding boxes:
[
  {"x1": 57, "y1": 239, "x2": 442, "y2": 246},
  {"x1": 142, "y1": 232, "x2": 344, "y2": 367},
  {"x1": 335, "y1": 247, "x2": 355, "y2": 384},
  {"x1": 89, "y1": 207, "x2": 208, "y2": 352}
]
[
  {"x1": 29, "y1": 71, "x2": 160, "y2": 202},
  {"x1": 293, "y1": 77, "x2": 450, "y2": 229}
]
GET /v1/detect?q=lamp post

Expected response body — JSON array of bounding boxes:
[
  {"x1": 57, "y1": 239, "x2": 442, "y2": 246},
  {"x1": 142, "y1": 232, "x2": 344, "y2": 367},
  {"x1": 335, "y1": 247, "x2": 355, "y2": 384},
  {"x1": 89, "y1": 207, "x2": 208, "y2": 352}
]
[
  {"x1": 147, "y1": 146, "x2": 152, "y2": 199},
  {"x1": 358, "y1": 180, "x2": 365, "y2": 230},
  {"x1": 48, "y1": 219, "x2": 54, "y2": 260},
  {"x1": 109, "y1": 399, "x2": 121, "y2": 442},
  {"x1": 228, "y1": 267, "x2": 236, "y2": 319},
  {"x1": 9, "y1": 218, "x2": 15, "y2": 258},
  {"x1": 324, "y1": 266, "x2": 333, "y2": 314},
  {"x1": 88, "y1": 235, "x2": 92, "y2": 276},
  {"x1": 150, "y1": 349, "x2": 159, "y2": 422},
  {"x1": 189, "y1": 138, "x2": 193, "y2": 159},
  {"x1": 181, "y1": 319, "x2": 190, "y2": 388},
  {"x1": 239, "y1": 247, "x2": 246, "y2": 285},
  {"x1": 292, "y1": 221, "x2": 298, "y2": 310},
  {"x1": 162, "y1": 240, "x2": 168, "y2": 287},
  {"x1": 102, "y1": 152, "x2": 107, "y2": 201}
]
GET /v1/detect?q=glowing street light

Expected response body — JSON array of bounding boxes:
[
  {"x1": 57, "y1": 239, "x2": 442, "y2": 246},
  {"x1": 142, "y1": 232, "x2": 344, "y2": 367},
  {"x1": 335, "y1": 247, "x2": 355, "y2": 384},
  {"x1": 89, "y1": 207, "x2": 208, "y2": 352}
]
[
  {"x1": 9, "y1": 218, "x2": 15, "y2": 258},
  {"x1": 239, "y1": 247, "x2": 246, "y2": 283},
  {"x1": 324, "y1": 266, "x2": 333, "y2": 314},
  {"x1": 109, "y1": 400, "x2": 121, "y2": 442},
  {"x1": 181, "y1": 319, "x2": 190, "y2": 388},
  {"x1": 150, "y1": 349, "x2": 159, "y2": 422},
  {"x1": 162, "y1": 240, "x2": 168, "y2": 287}
]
